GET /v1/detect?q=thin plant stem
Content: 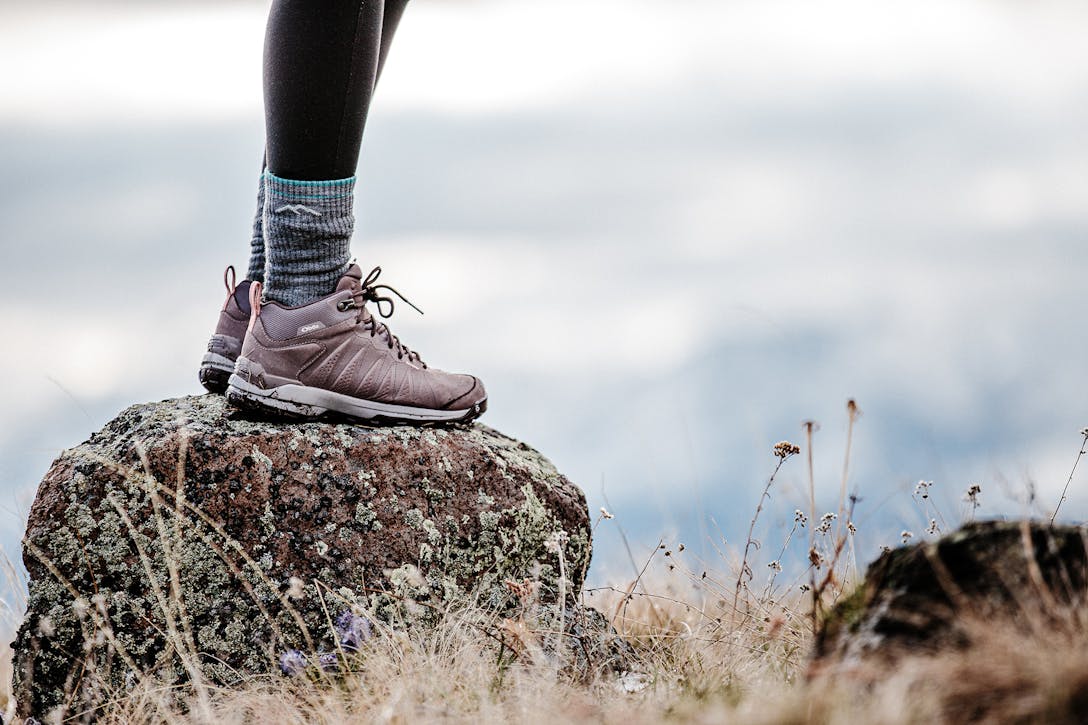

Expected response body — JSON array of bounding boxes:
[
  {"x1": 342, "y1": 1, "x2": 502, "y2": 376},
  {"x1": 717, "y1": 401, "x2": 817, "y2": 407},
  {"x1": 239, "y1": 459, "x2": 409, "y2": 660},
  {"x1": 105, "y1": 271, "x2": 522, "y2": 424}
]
[
  {"x1": 804, "y1": 420, "x2": 819, "y2": 633},
  {"x1": 837, "y1": 400, "x2": 859, "y2": 541},
  {"x1": 732, "y1": 455, "x2": 790, "y2": 626},
  {"x1": 763, "y1": 520, "x2": 799, "y2": 599},
  {"x1": 1052, "y1": 430, "x2": 1088, "y2": 525}
]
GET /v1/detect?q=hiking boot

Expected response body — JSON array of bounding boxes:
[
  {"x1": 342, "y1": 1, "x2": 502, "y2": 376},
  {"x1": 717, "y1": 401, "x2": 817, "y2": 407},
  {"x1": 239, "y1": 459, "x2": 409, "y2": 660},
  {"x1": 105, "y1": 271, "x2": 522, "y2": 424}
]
[
  {"x1": 226, "y1": 264, "x2": 487, "y2": 424},
  {"x1": 199, "y1": 266, "x2": 252, "y2": 394}
]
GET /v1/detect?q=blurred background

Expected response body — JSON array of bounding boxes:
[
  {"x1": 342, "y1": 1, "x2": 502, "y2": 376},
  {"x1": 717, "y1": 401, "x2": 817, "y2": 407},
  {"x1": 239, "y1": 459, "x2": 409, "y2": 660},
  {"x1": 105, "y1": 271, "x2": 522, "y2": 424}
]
[{"x1": 1, "y1": 0, "x2": 1087, "y2": 587}]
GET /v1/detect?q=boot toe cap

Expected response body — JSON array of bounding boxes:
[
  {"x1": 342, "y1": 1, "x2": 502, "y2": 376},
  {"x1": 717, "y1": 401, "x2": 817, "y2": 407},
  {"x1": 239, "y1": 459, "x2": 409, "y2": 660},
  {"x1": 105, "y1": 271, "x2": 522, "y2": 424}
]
[{"x1": 443, "y1": 374, "x2": 487, "y2": 410}]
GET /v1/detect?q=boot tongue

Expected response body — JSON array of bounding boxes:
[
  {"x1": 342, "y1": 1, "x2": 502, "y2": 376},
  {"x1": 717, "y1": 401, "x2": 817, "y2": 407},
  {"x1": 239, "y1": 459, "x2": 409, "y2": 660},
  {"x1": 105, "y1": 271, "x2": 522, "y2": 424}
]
[{"x1": 336, "y1": 264, "x2": 364, "y2": 293}]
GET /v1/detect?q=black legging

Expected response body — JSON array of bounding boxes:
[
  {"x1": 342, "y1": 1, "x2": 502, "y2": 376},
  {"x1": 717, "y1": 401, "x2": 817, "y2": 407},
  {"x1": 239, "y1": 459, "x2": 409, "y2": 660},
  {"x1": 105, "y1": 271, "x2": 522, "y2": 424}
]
[{"x1": 263, "y1": 0, "x2": 410, "y2": 181}]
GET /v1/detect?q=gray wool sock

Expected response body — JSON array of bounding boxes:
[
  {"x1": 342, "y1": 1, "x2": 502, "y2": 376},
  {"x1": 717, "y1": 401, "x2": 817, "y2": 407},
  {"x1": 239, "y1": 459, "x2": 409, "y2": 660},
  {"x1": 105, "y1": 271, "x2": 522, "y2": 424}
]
[
  {"x1": 262, "y1": 173, "x2": 355, "y2": 307},
  {"x1": 246, "y1": 174, "x2": 266, "y2": 283}
]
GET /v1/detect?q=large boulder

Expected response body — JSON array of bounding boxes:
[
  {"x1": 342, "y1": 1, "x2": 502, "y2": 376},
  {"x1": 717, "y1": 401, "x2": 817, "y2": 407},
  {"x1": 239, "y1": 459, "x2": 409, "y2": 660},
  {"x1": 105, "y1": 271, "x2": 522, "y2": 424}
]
[
  {"x1": 811, "y1": 520, "x2": 1088, "y2": 676},
  {"x1": 12, "y1": 395, "x2": 591, "y2": 719}
]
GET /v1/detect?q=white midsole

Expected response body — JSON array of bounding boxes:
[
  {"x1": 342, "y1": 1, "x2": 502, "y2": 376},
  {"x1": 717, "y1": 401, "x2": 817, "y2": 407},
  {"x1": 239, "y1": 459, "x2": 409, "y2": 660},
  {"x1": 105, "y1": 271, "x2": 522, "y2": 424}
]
[
  {"x1": 227, "y1": 374, "x2": 477, "y2": 422},
  {"x1": 200, "y1": 352, "x2": 236, "y2": 373}
]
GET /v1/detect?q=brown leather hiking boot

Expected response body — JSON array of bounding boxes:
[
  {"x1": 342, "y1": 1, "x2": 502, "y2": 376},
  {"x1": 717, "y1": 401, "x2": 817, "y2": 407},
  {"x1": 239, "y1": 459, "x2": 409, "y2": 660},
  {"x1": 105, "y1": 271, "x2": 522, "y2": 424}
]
[
  {"x1": 199, "y1": 266, "x2": 252, "y2": 393},
  {"x1": 226, "y1": 265, "x2": 487, "y2": 424}
]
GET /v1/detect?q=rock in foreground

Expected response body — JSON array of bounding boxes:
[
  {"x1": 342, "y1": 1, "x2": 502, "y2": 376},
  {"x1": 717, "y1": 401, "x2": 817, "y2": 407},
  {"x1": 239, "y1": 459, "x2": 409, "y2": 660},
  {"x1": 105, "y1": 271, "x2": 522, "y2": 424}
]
[
  {"x1": 812, "y1": 520, "x2": 1088, "y2": 676},
  {"x1": 13, "y1": 395, "x2": 591, "y2": 719}
]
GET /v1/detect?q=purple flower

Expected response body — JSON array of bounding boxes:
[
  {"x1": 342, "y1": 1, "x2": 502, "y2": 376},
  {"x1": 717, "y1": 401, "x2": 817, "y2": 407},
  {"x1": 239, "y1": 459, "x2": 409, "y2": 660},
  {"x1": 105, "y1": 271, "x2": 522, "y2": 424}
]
[
  {"x1": 335, "y1": 610, "x2": 373, "y2": 652},
  {"x1": 279, "y1": 649, "x2": 308, "y2": 676}
]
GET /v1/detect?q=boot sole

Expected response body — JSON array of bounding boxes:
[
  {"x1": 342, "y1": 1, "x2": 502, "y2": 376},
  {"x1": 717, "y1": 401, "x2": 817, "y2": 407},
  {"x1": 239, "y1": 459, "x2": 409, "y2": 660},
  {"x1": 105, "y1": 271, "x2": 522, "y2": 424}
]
[
  {"x1": 199, "y1": 353, "x2": 236, "y2": 394},
  {"x1": 225, "y1": 374, "x2": 485, "y2": 425}
]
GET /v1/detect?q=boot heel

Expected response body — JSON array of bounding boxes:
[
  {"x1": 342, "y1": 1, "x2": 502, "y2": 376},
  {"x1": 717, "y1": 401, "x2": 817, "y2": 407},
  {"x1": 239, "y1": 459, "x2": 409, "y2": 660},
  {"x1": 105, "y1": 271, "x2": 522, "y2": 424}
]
[{"x1": 226, "y1": 375, "x2": 328, "y2": 421}]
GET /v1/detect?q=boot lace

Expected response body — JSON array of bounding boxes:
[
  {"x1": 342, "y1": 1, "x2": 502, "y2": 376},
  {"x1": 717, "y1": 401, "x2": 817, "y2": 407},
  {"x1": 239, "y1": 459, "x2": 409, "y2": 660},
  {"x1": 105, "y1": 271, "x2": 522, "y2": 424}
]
[{"x1": 336, "y1": 266, "x2": 427, "y2": 367}]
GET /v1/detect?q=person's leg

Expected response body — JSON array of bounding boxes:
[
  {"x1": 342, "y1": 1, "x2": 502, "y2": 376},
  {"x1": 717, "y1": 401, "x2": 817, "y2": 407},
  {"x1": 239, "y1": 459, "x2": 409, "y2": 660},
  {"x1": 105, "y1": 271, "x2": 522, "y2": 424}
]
[
  {"x1": 244, "y1": 0, "x2": 409, "y2": 286},
  {"x1": 264, "y1": 0, "x2": 386, "y2": 181},
  {"x1": 378, "y1": 0, "x2": 410, "y2": 83},
  {"x1": 259, "y1": 0, "x2": 382, "y2": 306},
  {"x1": 225, "y1": 0, "x2": 487, "y2": 422}
]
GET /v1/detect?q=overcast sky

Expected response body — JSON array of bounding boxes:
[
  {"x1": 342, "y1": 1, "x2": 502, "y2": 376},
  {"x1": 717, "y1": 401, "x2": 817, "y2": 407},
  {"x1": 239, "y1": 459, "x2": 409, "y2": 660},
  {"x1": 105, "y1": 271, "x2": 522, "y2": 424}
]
[{"x1": 2, "y1": 0, "x2": 1088, "y2": 584}]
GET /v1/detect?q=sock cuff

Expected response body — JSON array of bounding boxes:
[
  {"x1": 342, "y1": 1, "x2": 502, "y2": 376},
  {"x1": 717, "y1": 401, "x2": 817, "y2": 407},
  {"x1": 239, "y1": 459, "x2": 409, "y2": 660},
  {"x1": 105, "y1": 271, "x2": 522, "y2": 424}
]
[{"x1": 265, "y1": 173, "x2": 355, "y2": 200}]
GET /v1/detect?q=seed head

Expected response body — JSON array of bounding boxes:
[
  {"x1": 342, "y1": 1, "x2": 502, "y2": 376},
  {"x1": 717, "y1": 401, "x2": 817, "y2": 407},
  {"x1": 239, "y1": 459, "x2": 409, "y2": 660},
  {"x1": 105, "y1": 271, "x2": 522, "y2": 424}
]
[
  {"x1": 815, "y1": 512, "x2": 837, "y2": 535},
  {"x1": 774, "y1": 441, "x2": 801, "y2": 459}
]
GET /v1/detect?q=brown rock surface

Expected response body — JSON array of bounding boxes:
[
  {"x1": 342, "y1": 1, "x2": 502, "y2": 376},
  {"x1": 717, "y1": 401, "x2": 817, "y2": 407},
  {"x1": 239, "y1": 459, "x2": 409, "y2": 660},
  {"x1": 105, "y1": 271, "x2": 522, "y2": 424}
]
[
  {"x1": 811, "y1": 520, "x2": 1088, "y2": 677},
  {"x1": 13, "y1": 394, "x2": 591, "y2": 719}
]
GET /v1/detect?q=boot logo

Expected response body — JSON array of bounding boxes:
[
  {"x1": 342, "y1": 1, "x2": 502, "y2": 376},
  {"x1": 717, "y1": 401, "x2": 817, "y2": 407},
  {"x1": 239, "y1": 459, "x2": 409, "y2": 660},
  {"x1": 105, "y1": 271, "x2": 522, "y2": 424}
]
[
  {"x1": 275, "y1": 204, "x2": 322, "y2": 217},
  {"x1": 298, "y1": 322, "x2": 326, "y2": 335}
]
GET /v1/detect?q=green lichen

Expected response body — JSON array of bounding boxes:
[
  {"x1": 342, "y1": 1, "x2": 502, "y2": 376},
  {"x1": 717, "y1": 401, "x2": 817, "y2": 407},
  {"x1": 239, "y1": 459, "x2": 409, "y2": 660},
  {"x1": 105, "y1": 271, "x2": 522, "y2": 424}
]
[
  {"x1": 250, "y1": 445, "x2": 272, "y2": 471},
  {"x1": 421, "y1": 518, "x2": 441, "y2": 546},
  {"x1": 479, "y1": 511, "x2": 501, "y2": 530},
  {"x1": 354, "y1": 501, "x2": 381, "y2": 531},
  {"x1": 821, "y1": 582, "x2": 868, "y2": 640},
  {"x1": 259, "y1": 500, "x2": 276, "y2": 541}
]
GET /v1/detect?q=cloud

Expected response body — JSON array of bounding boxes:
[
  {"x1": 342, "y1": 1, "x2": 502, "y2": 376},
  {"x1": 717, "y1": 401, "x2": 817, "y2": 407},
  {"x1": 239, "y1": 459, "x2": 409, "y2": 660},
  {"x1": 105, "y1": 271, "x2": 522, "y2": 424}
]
[{"x1": 2, "y1": 0, "x2": 1088, "y2": 573}]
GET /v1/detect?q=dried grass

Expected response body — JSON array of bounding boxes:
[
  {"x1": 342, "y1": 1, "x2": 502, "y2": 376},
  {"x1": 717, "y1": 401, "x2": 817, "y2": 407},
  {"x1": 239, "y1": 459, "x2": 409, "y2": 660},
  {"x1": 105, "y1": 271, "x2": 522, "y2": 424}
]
[{"x1": 4, "y1": 409, "x2": 1088, "y2": 723}]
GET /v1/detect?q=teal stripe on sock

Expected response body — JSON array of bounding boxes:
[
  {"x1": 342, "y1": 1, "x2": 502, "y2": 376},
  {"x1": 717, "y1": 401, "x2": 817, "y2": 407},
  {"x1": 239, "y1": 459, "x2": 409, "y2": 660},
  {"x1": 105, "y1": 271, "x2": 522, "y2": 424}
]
[
  {"x1": 266, "y1": 173, "x2": 355, "y2": 200},
  {"x1": 266, "y1": 172, "x2": 355, "y2": 188}
]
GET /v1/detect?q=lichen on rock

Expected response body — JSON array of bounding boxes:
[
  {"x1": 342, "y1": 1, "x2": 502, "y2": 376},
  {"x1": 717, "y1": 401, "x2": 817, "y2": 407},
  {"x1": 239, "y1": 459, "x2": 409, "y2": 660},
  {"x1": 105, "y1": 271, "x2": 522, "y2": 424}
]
[{"x1": 12, "y1": 395, "x2": 592, "y2": 720}]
